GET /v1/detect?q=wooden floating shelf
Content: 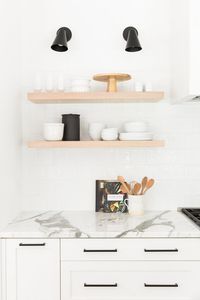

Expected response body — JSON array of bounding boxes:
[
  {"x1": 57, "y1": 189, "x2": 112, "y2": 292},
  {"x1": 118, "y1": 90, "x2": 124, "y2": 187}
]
[
  {"x1": 27, "y1": 140, "x2": 165, "y2": 149},
  {"x1": 27, "y1": 91, "x2": 164, "y2": 104}
]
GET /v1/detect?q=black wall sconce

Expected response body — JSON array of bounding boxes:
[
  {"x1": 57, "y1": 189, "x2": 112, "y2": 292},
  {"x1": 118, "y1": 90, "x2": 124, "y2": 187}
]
[
  {"x1": 123, "y1": 27, "x2": 142, "y2": 52},
  {"x1": 51, "y1": 27, "x2": 72, "y2": 52}
]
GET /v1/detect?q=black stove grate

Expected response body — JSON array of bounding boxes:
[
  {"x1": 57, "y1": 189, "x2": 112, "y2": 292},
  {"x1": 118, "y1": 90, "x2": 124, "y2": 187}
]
[{"x1": 181, "y1": 208, "x2": 200, "y2": 226}]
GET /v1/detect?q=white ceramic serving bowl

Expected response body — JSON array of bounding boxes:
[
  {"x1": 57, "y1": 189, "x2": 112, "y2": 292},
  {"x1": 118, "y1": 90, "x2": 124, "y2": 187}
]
[
  {"x1": 101, "y1": 128, "x2": 118, "y2": 141},
  {"x1": 123, "y1": 122, "x2": 147, "y2": 133},
  {"x1": 43, "y1": 123, "x2": 64, "y2": 141},
  {"x1": 89, "y1": 123, "x2": 106, "y2": 141},
  {"x1": 101, "y1": 132, "x2": 118, "y2": 141},
  {"x1": 119, "y1": 132, "x2": 153, "y2": 141},
  {"x1": 101, "y1": 128, "x2": 118, "y2": 134}
]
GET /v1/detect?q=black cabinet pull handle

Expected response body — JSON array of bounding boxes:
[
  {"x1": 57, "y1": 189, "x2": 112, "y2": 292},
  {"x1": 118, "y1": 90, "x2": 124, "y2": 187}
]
[
  {"x1": 19, "y1": 243, "x2": 46, "y2": 247},
  {"x1": 144, "y1": 283, "x2": 178, "y2": 288},
  {"x1": 83, "y1": 249, "x2": 117, "y2": 253},
  {"x1": 144, "y1": 248, "x2": 178, "y2": 253},
  {"x1": 84, "y1": 283, "x2": 118, "y2": 287}
]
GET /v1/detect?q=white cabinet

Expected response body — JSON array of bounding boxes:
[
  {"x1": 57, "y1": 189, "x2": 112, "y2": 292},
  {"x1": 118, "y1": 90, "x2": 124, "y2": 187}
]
[
  {"x1": 171, "y1": 0, "x2": 200, "y2": 102},
  {"x1": 2, "y1": 238, "x2": 200, "y2": 300},
  {"x1": 61, "y1": 261, "x2": 200, "y2": 300},
  {"x1": 61, "y1": 239, "x2": 200, "y2": 300},
  {"x1": 3, "y1": 239, "x2": 60, "y2": 300}
]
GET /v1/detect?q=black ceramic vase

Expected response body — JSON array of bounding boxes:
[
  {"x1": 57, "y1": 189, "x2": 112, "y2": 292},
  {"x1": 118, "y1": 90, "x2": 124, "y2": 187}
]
[{"x1": 62, "y1": 114, "x2": 80, "y2": 141}]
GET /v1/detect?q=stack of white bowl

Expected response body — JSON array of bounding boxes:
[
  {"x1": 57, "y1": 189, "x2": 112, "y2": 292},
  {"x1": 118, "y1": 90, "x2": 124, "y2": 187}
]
[
  {"x1": 119, "y1": 122, "x2": 153, "y2": 141},
  {"x1": 101, "y1": 128, "x2": 118, "y2": 141},
  {"x1": 88, "y1": 123, "x2": 119, "y2": 141}
]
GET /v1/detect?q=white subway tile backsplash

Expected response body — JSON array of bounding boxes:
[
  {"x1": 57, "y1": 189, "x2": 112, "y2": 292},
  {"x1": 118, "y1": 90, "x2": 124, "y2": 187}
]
[{"x1": 22, "y1": 100, "x2": 200, "y2": 210}]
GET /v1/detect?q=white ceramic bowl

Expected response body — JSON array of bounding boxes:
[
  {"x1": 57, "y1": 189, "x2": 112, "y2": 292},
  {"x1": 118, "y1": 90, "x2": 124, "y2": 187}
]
[
  {"x1": 119, "y1": 132, "x2": 153, "y2": 141},
  {"x1": 101, "y1": 128, "x2": 118, "y2": 135},
  {"x1": 101, "y1": 132, "x2": 118, "y2": 141},
  {"x1": 123, "y1": 122, "x2": 147, "y2": 133},
  {"x1": 89, "y1": 123, "x2": 106, "y2": 141},
  {"x1": 43, "y1": 123, "x2": 64, "y2": 141}
]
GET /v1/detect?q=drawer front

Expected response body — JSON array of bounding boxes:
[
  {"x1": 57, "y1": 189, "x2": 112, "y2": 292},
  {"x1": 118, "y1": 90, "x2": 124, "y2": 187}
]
[
  {"x1": 61, "y1": 239, "x2": 200, "y2": 261},
  {"x1": 61, "y1": 261, "x2": 199, "y2": 300}
]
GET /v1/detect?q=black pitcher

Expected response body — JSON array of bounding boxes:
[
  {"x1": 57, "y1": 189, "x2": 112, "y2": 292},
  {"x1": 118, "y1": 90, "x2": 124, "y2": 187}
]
[{"x1": 62, "y1": 114, "x2": 80, "y2": 141}]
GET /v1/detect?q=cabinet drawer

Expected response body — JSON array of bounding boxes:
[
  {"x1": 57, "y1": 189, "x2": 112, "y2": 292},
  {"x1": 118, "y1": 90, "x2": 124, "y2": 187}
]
[
  {"x1": 61, "y1": 261, "x2": 198, "y2": 300},
  {"x1": 61, "y1": 239, "x2": 200, "y2": 261}
]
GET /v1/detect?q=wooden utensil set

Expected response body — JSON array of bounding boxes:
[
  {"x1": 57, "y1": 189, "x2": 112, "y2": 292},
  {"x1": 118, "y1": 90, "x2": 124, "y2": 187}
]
[{"x1": 117, "y1": 176, "x2": 154, "y2": 195}]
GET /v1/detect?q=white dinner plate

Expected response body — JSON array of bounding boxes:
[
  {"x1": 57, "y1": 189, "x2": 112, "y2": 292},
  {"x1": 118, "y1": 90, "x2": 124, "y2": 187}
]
[{"x1": 119, "y1": 132, "x2": 153, "y2": 141}]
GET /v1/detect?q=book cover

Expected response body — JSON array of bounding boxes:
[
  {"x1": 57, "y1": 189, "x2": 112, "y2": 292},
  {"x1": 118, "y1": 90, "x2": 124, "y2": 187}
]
[{"x1": 96, "y1": 180, "x2": 128, "y2": 213}]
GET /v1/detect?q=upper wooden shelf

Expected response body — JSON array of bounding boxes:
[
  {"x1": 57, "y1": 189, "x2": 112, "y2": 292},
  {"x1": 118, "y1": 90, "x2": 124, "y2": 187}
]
[
  {"x1": 27, "y1": 91, "x2": 164, "y2": 104},
  {"x1": 27, "y1": 140, "x2": 165, "y2": 149}
]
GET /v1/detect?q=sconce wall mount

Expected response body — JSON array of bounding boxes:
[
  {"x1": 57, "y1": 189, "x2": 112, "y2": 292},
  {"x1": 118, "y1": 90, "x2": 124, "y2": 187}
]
[
  {"x1": 51, "y1": 27, "x2": 72, "y2": 52},
  {"x1": 123, "y1": 26, "x2": 142, "y2": 52}
]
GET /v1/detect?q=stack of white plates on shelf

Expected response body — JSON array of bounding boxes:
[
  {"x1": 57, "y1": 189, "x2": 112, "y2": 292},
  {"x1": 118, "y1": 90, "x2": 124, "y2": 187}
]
[{"x1": 119, "y1": 122, "x2": 153, "y2": 141}]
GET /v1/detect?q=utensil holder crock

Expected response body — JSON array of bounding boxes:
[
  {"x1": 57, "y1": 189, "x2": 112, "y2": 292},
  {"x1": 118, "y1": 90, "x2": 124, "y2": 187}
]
[{"x1": 125, "y1": 195, "x2": 144, "y2": 216}]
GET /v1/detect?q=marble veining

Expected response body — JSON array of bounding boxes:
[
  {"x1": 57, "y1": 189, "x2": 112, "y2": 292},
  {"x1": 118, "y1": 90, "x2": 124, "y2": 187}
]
[
  {"x1": 116, "y1": 211, "x2": 175, "y2": 238},
  {"x1": 1, "y1": 210, "x2": 200, "y2": 238}
]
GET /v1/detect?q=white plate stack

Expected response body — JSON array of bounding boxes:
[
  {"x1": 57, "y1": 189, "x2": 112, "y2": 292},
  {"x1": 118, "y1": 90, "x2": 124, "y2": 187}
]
[{"x1": 119, "y1": 122, "x2": 153, "y2": 141}]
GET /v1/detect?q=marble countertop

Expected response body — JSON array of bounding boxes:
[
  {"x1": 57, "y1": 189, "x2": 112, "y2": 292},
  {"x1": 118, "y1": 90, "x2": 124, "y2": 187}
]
[{"x1": 1, "y1": 210, "x2": 200, "y2": 238}]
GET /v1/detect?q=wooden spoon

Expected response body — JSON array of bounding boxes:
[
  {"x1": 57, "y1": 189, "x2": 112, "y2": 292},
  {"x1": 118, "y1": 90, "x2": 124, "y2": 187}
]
[
  {"x1": 117, "y1": 176, "x2": 130, "y2": 194},
  {"x1": 120, "y1": 184, "x2": 129, "y2": 194},
  {"x1": 143, "y1": 179, "x2": 155, "y2": 194},
  {"x1": 140, "y1": 176, "x2": 148, "y2": 195},
  {"x1": 130, "y1": 181, "x2": 137, "y2": 194},
  {"x1": 132, "y1": 183, "x2": 141, "y2": 195}
]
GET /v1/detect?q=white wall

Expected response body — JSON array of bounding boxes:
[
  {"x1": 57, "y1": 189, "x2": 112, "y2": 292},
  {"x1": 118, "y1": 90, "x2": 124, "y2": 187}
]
[
  {"x1": 0, "y1": 1, "x2": 21, "y2": 227},
  {"x1": 21, "y1": 0, "x2": 200, "y2": 211},
  {"x1": 0, "y1": 1, "x2": 22, "y2": 298}
]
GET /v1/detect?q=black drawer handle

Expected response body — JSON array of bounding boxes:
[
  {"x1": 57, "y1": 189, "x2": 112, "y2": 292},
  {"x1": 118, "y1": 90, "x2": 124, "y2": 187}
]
[
  {"x1": 144, "y1": 248, "x2": 178, "y2": 253},
  {"x1": 83, "y1": 249, "x2": 117, "y2": 253},
  {"x1": 144, "y1": 283, "x2": 178, "y2": 288},
  {"x1": 84, "y1": 283, "x2": 118, "y2": 287},
  {"x1": 19, "y1": 243, "x2": 46, "y2": 247}
]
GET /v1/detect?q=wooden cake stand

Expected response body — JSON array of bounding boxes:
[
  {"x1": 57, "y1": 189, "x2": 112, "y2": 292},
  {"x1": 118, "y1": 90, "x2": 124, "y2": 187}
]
[{"x1": 93, "y1": 73, "x2": 131, "y2": 92}]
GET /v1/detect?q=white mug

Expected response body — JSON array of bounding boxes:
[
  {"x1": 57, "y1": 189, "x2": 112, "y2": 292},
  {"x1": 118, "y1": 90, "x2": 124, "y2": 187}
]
[
  {"x1": 43, "y1": 123, "x2": 64, "y2": 141},
  {"x1": 125, "y1": 195, "x2": 144, "y2": 216},
  {"x1": 89, "y1": 123, "x2": 106, "y2": 141}
]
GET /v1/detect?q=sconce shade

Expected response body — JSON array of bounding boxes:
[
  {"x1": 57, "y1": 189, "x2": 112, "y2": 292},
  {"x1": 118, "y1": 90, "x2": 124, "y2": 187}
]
[
  {"x1": 123, "y1": 27, "x2": 142, "y2": 52},
  {"x1": 51, "y1": 27, "x2": 72, "y2": 52}
]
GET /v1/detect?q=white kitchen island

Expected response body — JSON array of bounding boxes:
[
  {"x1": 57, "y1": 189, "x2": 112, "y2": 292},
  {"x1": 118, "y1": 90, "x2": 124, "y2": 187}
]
[{"x1": 1, "y1": 210, "x2": 200, "y2": 300}]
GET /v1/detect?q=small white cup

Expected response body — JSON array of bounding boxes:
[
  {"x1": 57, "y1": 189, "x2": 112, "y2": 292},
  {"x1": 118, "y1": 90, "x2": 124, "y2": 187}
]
[
  {"x1": 89, "y1": 123, "x2": 106, "y2": 141},
  {"x1": 45, "y1": 73, "x2": 54, "y2": 92},
  {"x1": 125, "y1": 195, "x2": 144, "y2": 216},
  {"x1": 43, "y1": 123, "x2": 64, "y2": 141},
  {"x1": 57, "y1": 74, "x2": 64, "y2": 91}
]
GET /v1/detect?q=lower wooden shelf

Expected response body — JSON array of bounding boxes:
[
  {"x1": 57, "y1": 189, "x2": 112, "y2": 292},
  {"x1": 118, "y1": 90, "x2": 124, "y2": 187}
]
[{"x1": 27, "y1": 140, "x2": 165, "y2": 148}]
